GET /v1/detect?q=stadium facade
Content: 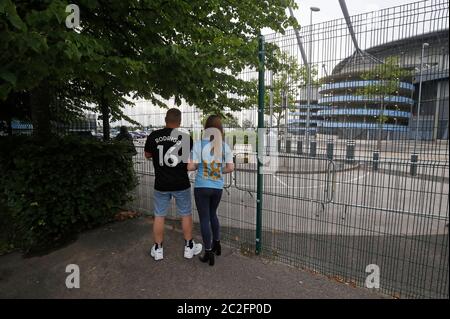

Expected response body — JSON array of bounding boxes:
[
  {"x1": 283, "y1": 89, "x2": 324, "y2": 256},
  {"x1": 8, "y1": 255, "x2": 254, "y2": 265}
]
[{"x1": 289, "y1": 30, "x2": 449, "y2": 140}]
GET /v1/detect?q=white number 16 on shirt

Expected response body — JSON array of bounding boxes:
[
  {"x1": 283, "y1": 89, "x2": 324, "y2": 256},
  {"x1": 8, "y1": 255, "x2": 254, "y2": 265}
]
[{"x1": 157, "y1": 145, "x2": 180, "y2": 167}]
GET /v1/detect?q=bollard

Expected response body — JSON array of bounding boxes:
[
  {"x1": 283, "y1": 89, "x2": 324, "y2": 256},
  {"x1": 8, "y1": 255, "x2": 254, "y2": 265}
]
[
  {"x1": 286, "y1": 139, "x2": 291, "y2": 153},
  {"x1": 346, "y1": 140, "x2": 355, "y2": 164},
  {"x1": 372, "y1": 151, "x2": 379, "y2": 171},
  {"x1": 244, "y1": 135, "x2": 248, "y2": 164},
  {"x1": 232, "y1": 135, "x2": 237, "y2": 149},
  {"x1": 310, "y1": 141, "x2": 317, "y2": 158},
  {"x1": 410, "y1": 153, "x2": 418, "y2": 176},
  {"x1": 326, "y1": 140, "x2": 334, "y2": 160},
  {"x1": 297, "y1": 140, "x2": 303, "y2": 155},
  {"x1": 278, "y1": 139, "x2": 282, "y2": 152}
]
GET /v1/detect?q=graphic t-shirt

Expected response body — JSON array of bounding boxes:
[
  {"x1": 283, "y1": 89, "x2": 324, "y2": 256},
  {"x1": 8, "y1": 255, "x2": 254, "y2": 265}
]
[
  {"x1": 192, "y1": 139, "x2": 234, "y2": 189},
  {"x1": 144, "y1": 128, "x2": 193, "y2": 191}
]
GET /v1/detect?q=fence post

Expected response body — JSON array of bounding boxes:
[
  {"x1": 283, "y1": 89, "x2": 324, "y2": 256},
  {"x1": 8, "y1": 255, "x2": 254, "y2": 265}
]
[{"x1": 256, "y1": 34, "x2": 265, "y2": 255}]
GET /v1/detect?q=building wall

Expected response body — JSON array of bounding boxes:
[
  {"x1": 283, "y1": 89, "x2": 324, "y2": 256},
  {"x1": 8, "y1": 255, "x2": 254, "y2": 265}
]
[{"x1": 317, "y1": 31, "x2": 449, "y2": 140}]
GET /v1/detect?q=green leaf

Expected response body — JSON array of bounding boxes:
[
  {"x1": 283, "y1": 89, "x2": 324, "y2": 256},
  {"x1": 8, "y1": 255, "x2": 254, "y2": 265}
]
[
  {"x1": 0, "y1": 71, "x2": 16, "y2": 85},
  {"x1": 3, "y1": 0, "x2": 27, "y2": 31},
  {"x1": 0, "y1": 84, "x2": 12, "y2": 100}
]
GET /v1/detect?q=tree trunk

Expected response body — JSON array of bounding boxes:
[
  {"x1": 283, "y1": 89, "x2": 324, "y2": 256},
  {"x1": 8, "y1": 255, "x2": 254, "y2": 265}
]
[
  {"x1": 377, "y1": 99, "x2": 384, "y2": 151},
  {"x1": 0, "y1": 99, "x2": 12, "y2": 136},
  {"x1": 276, "y1": 115, "x2": 281, "y2": 136},
  {"x1": 100, "y1": 93, "x2": 110, "y2": 141},
  {"x1": 30, "y1": 80, "x2": 52, "y2": 140}
]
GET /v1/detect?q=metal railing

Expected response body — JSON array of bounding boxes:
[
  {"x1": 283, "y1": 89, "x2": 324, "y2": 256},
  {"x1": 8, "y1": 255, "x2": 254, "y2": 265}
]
[
  {"x1": 127, "y1": 130, "x2": 448, "y2": 299},
  {"x1": 124, "y1": 0, "x2": 448, "y2": 299}
]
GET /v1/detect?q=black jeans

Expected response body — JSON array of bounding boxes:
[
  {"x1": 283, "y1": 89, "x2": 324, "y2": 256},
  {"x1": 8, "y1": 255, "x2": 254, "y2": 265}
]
[{"x1": 194, "y1": 188, "x2": 223, "y2": 250}]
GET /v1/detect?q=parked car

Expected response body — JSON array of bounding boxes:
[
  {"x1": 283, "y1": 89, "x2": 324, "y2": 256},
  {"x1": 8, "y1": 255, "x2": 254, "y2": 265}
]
[
  {"x1": 110, "y1": 129, "x2": 119, "y2": 138},
  {"x1": 93, "y1": 132, "x2": 104, "y2": 140},
  {"x1": 134, "y1": 131, "x2": 148, "y2": 138},
  {"x1": 128, "y1": 131, "x2": 146, "y2": 139},
  {"x1": 69, "y1": 130, "x2": 95, "y2": 139},
  {"x1": 128, "y1": 131, "x2": 139, "y2": 139}
]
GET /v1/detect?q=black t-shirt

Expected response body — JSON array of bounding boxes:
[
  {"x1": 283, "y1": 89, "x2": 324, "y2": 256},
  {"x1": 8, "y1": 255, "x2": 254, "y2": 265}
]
[{"x1": 144, "y1": 128, "x2": 193, "y2": 192}]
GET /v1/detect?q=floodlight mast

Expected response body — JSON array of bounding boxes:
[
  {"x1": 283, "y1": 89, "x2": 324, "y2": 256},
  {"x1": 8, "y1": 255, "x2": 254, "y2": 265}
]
[{"x1": 338, "y1": 0, "x2": 362, "y2": 53}]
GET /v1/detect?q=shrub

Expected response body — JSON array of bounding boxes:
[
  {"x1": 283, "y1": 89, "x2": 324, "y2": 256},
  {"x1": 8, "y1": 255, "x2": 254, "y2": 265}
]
[
  {"x1": 0, "y1": 135, "x2": 137, "y2": 254},
  {"x1": 0, "y1": 198, "x2": 17, "y2": 255}
]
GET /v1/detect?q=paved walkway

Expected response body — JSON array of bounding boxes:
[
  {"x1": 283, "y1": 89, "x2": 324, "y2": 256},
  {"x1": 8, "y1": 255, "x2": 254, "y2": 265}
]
[{"x1": 0, "y1": 217, "x2": 385, "y2": 299}]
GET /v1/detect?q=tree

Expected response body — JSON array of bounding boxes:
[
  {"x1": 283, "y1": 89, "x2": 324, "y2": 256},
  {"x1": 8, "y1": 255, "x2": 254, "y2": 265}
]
[
  {"x1": 264, "y1": 52, "x2": 318, "y2": 133},
  {"x1": 358, "y1": 56, "x2": 413, "y2": 150},
  {"x1": 242, "y1": 119, "x2": 254, "y2": 130},
  {"x1": 222, "y1": 114, "x2": 241, "y2": 128},
  {"x1": 0, "y1": 1, "x2": 105, "y2": 138},
  {"x1": 1, "y1": 0, "x2": 298, "y2": 139}
]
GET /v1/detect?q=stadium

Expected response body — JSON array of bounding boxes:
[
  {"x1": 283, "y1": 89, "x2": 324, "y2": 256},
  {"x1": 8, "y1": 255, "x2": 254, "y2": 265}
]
[{"x1": 289, "y1": 30, "x2": 449, "y2": 140}]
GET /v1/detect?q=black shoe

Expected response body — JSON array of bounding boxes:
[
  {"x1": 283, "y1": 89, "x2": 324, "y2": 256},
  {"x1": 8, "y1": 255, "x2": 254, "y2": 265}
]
[
  {"x1": 211, "y1": 240, "x2": 221, "y2": 256},
  {"x1": 199, "y1": 250, "x2": 215, "y2": 266}
]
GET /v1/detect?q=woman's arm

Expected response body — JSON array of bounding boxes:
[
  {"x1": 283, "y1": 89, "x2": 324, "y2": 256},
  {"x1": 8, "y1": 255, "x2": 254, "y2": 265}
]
[
  {"x1": 222, "y1": 163, "x2": 234, "y2": 174},
  {"x1": 222, "y1": 143, "x2": 234, "y2": 174},
  {"x1": 187, "y1": 159, "x2": 199, "y2": 171}
]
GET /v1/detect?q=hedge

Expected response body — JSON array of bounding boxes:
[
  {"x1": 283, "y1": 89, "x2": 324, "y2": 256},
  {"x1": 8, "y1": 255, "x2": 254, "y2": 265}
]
[{"x1": 0, "y1": 135, "x2": 137, "y2": 254}]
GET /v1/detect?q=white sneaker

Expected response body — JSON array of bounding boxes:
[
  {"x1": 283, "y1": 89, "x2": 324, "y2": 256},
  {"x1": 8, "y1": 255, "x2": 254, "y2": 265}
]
[
  {"x1": 150, "y1": 245, "x2": 164, "y2": 261},
  {"x1": 184, "y1": 241, "x2": 203, "y2": 259}
]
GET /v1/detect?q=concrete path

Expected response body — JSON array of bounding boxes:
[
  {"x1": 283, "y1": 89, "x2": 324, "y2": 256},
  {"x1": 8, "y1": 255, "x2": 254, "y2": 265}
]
[{"x1": 0, "y1": 217, "x2": 385, "y2": 299}]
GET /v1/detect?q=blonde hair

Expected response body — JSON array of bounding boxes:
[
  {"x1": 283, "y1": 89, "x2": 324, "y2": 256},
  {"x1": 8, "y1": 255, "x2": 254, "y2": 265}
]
[{"x1": 203, "y1": 115, "x2": 224, "y2": 161}]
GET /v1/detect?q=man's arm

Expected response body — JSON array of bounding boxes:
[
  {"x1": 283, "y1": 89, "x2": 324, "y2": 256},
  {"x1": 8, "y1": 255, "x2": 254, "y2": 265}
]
[
  {"x1": 187, "y1": 140, "x2": 199, "y2": 171},
  {"x1": 144, "y1": 133, "x2": 154, "y2": 160}
]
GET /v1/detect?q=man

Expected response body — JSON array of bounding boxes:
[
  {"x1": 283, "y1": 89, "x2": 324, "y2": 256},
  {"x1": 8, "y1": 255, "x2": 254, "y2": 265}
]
[
  {"x1": 144, "y1": 108, "x2": 202, "y2": 261},
  {"x1": 115, "y1": 126, "x2": 137, "y2": 157}
]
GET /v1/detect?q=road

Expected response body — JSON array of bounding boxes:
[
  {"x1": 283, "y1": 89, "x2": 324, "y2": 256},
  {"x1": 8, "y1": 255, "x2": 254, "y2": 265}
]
[{"x1": 131, "y1": 155, "x2": 448, "y2": 236}]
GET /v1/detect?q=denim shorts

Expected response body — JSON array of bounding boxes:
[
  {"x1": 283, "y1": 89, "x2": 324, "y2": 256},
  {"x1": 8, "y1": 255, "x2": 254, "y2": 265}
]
[{"x1": 153, "y1": 188, "x2": 192, "y2": 217}]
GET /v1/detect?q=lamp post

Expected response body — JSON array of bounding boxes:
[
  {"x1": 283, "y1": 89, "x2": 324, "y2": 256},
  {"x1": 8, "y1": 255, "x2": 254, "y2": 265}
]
[
  {"x1": 414, "y1": 42, "x2": 429, "y2": 153},
  {"x1": 281, "y1": 88, "x2": 287, "y2": 145},
  {"x1": 268, "y1": 70, "x2": 274, "y2": 154},
  {"x1": 269, "y1": 70, "x2": 274, "y2": 130},
  {"x1": 306, "y1": 6, "x2": 320, "y2": 152}
]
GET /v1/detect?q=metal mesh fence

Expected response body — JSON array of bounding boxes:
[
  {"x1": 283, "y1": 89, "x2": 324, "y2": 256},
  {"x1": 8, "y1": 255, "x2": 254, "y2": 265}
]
[{"x1": 123, "y1": 0, "x2": 448, "y2": 299}]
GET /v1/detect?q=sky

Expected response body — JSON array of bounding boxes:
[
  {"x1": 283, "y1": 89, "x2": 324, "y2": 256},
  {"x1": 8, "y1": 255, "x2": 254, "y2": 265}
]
[{"x1": 286, "y1": 0, "x2": 420, "y2": 27}]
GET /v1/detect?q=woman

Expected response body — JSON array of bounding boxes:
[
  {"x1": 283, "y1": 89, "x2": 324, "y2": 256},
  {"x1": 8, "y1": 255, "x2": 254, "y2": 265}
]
[{"x1": 187, "y1": 115, "x2": 234, "y2": 266}]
